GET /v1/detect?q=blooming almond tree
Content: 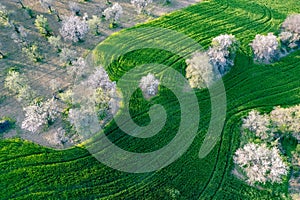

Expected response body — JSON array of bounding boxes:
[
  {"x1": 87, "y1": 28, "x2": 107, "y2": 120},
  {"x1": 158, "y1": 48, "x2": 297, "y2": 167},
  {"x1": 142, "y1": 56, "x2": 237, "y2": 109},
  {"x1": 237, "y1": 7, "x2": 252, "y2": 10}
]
[
  {"x1": 139, "y1": 73, "x2": 160, "y2": 98},
  {"x1": 186, "y1": 51, "x2": 216, "y2": 89},
  {"x1": 270, "y1": 105, "x2": 300, "y2": 134},
  {"x1": 59, "y1": 48, "x2": 77, "y2": 65},
  {"x1": 86, "y1": 67, "x2": 116, "y2": 91},
  {"x1": 280, "y1": 14, "x2": 300, "y2": 49},
  {"x1": 103, "y1": 3, "x2": 123, "y2": 26},
  {"x1": 131, "y1": 0, "x2": 152, "y2": 14},
  {"x1": 59, "y1": 15, "x2": 89, "y2": 42},
  {"x1": 69, "y1": 2, "x2": 80, "y2": 16},
  {"x1": 250, "y1": 33, "x2": 279, "y2": 64},
  {"x1": 4, "y1": 70, "x2": 35, "y2": 103},
  {"x1": 234, "y1": 143, "x2": 288, "y2": 185},
  {"x1": 68, "y1": 106, "x2": 101, "y2": 137},
  {"x1": 21, "y1": 98, "x2": 59, "y2": 133},
  {"x1": 67, "y1": 57, "x2": 87, "y2": 81},
  {"x1": 208, "y1": 34, "x2": 239, "y2": 75},
  {"x1": 242, "y1": 110, "x2": 272, "y2": 140}
]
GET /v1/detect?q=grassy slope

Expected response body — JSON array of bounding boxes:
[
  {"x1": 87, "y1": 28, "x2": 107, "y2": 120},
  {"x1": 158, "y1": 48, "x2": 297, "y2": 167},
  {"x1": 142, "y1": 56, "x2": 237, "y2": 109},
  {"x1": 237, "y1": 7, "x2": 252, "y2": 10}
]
[{"x1": 1, "y1": 0, "x2": 300, "y2": 199}]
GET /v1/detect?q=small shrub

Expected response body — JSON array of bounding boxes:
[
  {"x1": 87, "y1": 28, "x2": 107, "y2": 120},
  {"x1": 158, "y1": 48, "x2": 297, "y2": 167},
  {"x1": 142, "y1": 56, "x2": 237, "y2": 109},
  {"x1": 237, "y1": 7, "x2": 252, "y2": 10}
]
[
  {"x1": 22, "y1": 43, "x2": 43, "y2": 62},
  {"x1": 0, "y1": 117, "x2": 15, "y2": 134},
  {"x1": 35, "y1": 15, "x2": 52, "y2": 37},
  {"x1": 88, "y1": 15, "x2": 101, "y2": 35},
  {"x1": 48, "y1": 35, "x2": 62, "y2": 52}
]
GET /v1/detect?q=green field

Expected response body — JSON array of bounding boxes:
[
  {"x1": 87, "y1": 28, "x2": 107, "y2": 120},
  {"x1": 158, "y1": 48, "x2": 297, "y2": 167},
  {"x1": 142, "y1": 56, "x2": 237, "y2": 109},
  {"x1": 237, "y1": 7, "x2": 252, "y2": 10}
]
[{"x1": 1, "y1": 0, "x2": 300, "y2": 199}]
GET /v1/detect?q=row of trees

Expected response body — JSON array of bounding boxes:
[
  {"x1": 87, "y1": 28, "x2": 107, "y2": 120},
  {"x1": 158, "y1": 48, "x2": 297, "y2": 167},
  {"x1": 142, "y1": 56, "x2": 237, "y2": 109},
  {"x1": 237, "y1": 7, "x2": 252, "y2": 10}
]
[
  {"x1": 186, "y1": 34, "x2": 239, "y2": 89},
  {"x1": 66, "y1": 67, "x2": 118, "y2": 138},
  {"x1": 250, "y1": 14, "x2": 300, "y2": 64},
  {"x1": 235, "y1": 105, "x2": 300, "y2": 185}
]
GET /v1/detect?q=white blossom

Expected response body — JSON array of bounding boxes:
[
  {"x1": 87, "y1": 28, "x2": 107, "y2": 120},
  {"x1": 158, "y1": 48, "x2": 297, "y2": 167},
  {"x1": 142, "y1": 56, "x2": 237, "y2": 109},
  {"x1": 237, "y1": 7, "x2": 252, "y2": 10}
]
[
  {"x1": 270, "y1": 105, "x2": 300, "y2": 134},
  {"x1": 250, "y1": 33, "x2": 279, "y2": 63},
  {"x1": 59, "y1": 15, "x2": 89, "y2": 42},
  {"x1": 48, "y1": 35, "x2": 62, "y2": 51},
  {"x1": 59, "y1": 48, "x2": 77, "y2": 65},
  {"x1": 21, "y1": 98, "x2": 59, "y2": 133},
  {"x1": 4, "y1": 70, "x2": 35, "y2": 102},
  {"x1": 69, "y1": 2, "x2": 80, "y2": 15},
  {"x1": 242, "y1": 110, "x2": 272, "y2": 140},
  {"x1": 139, "y1": 73, "x2": 160, "y2": 98},
  {"x1": 88, "y1": 15, "x2": 101, "y2": 35},
  {"x1": 68, "y1": 106, "x2": 101, "y2": 137},
  {"x1": 67, "y1": 57, "x2": 87, "y2": 80},
  {"x1": 131, "y1": 0, "x2": 152, "y2": 14},
  {"x1": 234, "y1": 143, "x2": 288, "y2": 185},
  {"x1": 208, "y1": 34, "x2": 238, "y2": 75},
  {"x1": 86, "y1": 67, "x2": 116, "y2": 91},
  {"x1": 103, "y1": 3, "x2": 123, "y2": 23},
  {"x1": 280, "y1": 14, "x2": 300, "y2": 49},
  {"x1": 186, "y1": 51, "x2": 216, "y2": 89}
]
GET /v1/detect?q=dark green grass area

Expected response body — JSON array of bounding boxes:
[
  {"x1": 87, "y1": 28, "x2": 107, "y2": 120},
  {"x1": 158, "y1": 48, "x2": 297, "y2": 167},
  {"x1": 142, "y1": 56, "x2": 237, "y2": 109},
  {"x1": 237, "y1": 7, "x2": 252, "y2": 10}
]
[{"x1": 1, "y1": 0, "x2": 300, "y2": 199}]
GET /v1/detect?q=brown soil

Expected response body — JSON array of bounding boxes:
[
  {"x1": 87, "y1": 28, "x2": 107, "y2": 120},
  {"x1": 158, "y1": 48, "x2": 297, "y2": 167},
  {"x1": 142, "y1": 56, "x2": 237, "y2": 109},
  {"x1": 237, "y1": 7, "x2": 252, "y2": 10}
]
[{"x1": 0, "y1": 0, "x2": 200, "y2": 148}]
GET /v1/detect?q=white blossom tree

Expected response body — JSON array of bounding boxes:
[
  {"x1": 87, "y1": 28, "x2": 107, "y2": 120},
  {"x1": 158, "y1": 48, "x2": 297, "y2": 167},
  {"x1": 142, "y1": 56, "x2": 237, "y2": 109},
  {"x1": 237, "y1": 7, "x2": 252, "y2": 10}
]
[
  {"x1": 68, "y1": 67, "x2": 118, "y2": 136},
  {"x1": 69, "y1": 2, "x2": 80, "y2": 16},
  {"x1": 186, "y1": 51, "x2": 216, "y2": 89},
  {"x1": 234, "y1": 143, "x2": 288, "y2": 185},
  {"x1": 139, "y1": 73, "x2": 160, "y2": 98},
  {"x1": 250, "y1": 33, "x2": 279, "y2": 63},
  {"x1": 88, "y1": 15, "x2": 101, "y2": 35},
  {"x1": 48, "y1": 35, "x2": 62, "y2": 52},
  {"x1": 21, "y1": 98, "x2": 59, "y2": 133},
  {"x1": 59, "y1": 48, "x2": 77, "y2": 65},
  {"x1": 59, "y1": 15, "x2": 89, "y2": 42},
  {"x1": 242, "y1": 110, "x2": 272, "y2": 140},
  {"x1": 208, "y1": 34, "x2": 239, "y2": 75},
  {"x1": 4, "y1": 70, "x2": 35, "y2": 102},
  {"x1": 67, "y1": 57, "x2": 87, "y2": 81},
  {"x1": 68, "y1": 106, "x2": 101, "y2": 137},
  {"x1": 131, "y1": 0, "x2": 152, "y2": 14},
  {"x1": 270, "y1": 105, "x2": 300, "y2": 134},
  {"x1": 103, "y1": 3, "x2": 123, "y2": 26},
  {"x1": 86, "y1": 67, "x2": 116, "y2": 91},
  {"x1": 280, "y1": 14, "x2": 300, "y2": 49}
]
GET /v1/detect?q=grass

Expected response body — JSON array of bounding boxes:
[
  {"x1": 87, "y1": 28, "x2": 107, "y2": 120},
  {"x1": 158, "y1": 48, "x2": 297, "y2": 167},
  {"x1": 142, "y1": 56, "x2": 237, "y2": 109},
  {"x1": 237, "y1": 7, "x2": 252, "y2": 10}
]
[{"x1": 1, "y1": 0, "x2": 300, "y2": 199}]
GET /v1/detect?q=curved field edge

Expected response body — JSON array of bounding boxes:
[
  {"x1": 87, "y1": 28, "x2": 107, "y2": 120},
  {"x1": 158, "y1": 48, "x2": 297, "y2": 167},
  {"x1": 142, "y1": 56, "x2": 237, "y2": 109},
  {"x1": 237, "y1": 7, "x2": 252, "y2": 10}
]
[{"x1": 1, "y1": 0, "x2": 300, "y2": 199}]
